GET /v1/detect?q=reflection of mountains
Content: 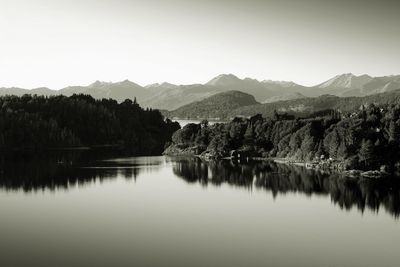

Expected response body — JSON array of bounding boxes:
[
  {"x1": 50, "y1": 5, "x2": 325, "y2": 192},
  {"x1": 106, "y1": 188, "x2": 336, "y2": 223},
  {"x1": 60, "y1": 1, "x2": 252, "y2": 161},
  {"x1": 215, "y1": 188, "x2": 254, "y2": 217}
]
[
  {"x1": 0, "y1": 152, "x2": 161, "y2": 192},
  {"x1": 172, "y1": 158, "x2": 400, "y2": 218}
]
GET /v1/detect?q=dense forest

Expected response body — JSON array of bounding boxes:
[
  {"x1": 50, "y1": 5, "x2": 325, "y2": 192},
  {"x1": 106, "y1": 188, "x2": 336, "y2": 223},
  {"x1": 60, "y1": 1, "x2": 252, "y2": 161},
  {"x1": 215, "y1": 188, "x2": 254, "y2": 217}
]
[
  {"x1": 0, "y1": 94, "x2": 180, "y2": 154},
  {"x1": 165, "y1": 102, "x2": 400, "y2": 173}
]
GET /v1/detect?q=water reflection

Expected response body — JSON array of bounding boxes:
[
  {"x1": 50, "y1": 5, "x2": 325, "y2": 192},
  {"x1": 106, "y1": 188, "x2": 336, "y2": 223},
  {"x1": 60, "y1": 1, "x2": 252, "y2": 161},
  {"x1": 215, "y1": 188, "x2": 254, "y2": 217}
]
[
  {"x1": 171, "y1": 157, "x2": 400, "y2": 218},
  {"x1": 1, "y1": 153, "x2": 400, "y2": 218},
  {"x1": 0, "y1": 151, "x2": 162, "y2": 192}
]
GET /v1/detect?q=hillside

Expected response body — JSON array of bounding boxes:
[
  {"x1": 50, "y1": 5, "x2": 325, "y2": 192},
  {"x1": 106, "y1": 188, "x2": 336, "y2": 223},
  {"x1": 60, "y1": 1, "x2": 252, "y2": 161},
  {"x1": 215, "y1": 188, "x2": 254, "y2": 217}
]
[
  {"x1": 230, "y1": 89, "x2": 400, "y2": 118},
  {"x1": 262, "y1": 92, "x2": 306, "y2": 103},
  {"x1": 164, "y1": 91, "x2": 258, "y2": 119}
]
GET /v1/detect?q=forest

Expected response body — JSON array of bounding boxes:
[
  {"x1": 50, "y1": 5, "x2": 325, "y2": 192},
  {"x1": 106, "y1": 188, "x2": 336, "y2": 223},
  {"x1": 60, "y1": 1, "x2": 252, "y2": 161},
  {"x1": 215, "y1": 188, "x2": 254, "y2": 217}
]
[
  {"x1": 0, "y1": 94, "x2": 180, "y2": 155},
  {"x1": 165, "y1": 103, "x2": 400, "y2": 173}
]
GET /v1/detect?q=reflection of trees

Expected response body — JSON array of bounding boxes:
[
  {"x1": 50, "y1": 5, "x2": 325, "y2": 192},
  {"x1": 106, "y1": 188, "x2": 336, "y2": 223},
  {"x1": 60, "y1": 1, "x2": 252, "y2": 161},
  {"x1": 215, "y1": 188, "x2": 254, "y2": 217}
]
[
  {"x1": 172, "y1": 157, "x2": 400, "y2": 218},
  {"x1": 3, "y1": 153, "x2": 400, "y2": 218},
  {"x1": 0, "y1": 151, "x2": 145, "y2": 192},
  {"x1": 171, "y1": 158, "x2": 255, "y2": 188}
]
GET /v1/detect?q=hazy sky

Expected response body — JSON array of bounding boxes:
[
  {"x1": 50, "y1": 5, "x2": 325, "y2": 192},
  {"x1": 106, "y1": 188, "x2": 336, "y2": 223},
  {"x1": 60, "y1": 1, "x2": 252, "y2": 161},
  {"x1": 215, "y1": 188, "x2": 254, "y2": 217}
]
[{"x1": 0, "y1": 0, "x2": 399, "y2": 89}]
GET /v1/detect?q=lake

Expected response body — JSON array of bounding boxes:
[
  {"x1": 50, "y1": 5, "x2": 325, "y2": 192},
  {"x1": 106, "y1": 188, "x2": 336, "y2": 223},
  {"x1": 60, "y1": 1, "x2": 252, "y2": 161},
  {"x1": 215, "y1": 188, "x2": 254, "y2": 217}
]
[
  {"x1": 174, "y1": 119, "x2": 225, "y2": 127},
  {"x1": 0, "y1": 152, "x2": 399, "y2": 267}
]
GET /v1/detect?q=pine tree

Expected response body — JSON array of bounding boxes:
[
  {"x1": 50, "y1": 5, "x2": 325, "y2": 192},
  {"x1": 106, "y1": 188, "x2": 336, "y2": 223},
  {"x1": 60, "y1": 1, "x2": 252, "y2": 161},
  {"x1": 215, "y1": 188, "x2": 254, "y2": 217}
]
[
  {"x1": 389, "y1": 120, "x2": 400, "y2": 143},
  {"x1": 359, "y1": 139, "x2": 374, "y2": 168},
  {"x1": 243, "y1": 123, "x2": 254, "y2": 145},
  {"x1": 273, "y1": 110, "x2": 279, "y2": 121}
]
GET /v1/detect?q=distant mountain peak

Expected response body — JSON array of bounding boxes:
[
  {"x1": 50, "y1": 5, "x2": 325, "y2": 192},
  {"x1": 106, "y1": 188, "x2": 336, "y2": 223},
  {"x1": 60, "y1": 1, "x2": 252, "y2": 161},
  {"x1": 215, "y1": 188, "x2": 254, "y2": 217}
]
[
  {"x1": 160, "y1": 82, "x2": 177, "y2": 87},
  {"x1": 343, "y1": 72, "x2": 354, "y2": 76},
  {"x1": 318, "y1": 73, "x2": 373, "y2": 89},
  {"x1": 243, "y1": 77, "x2": 260, "y2": 82},
  {"x1": 89, "y1": 79, "x2": 142, "y2": 88},
  {"x1": 206, "y1": 74, "x2": 241, "y2": 86},
  {"x1": 262, "y1": 80, "x2": 298, "y2": 87},
  {"x1": 89, "y1": 80, "x2": 110, "y2": 87},
  {"x1": 116, "y1": 79, "x2": 140, "y2": 87},
  {"x1": 145, "y1": 82, "x2": 178, "y2": 89}
]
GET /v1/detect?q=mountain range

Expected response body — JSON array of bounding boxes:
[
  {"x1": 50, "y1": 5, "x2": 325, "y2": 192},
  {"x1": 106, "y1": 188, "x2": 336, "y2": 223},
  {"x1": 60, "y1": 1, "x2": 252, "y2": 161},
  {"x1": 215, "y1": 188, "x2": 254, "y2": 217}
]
[
  {"x1": 1, "y1": 73, "x2": 400, "y2": 110},
  {"x1": 164, "y1": 88, "x2": 400, "y2": 120}
]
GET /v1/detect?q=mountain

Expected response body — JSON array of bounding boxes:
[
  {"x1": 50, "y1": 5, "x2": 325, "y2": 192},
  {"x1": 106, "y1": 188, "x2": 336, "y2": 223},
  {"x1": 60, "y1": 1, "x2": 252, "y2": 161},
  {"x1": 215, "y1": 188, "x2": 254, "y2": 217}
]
[
  {"x1": 315, "y1": 73, "x2": 400, "y2": 96},
  {"x1": 205, "y1": 74, "x2": 308, "y2": 100},
  {"x1": 261, "y1": 80, "x2": 300, "y2": 87},
  {"x1": 0, "y1": 80, "x2": 154, "y2": 104},
  {"x1": 145, "y1": 82, "x2": 178, "y2": 90},
  {"x1": 59, "y1": 80, "x2": 151, "y2": 102},
  {"x1": 137, "y1": 74, "x2": 304, "y2": 110},
  {"x1": 317, "y1": 73, "x2": 373, "y2": 89},
  {"x1": 262, "y1": 92, "x2": 306, "y2": 103},
  {"x1": 0, "y1": 87, "x2": 56, "y2": 97},
  {"x1": 141, "y1": 83, "x2": 218, "y2": 110},
  {"x1": 230, "y1": 89, "x2": 400, "y2": 119},
  {"x1": 206, "y1": 74, "x2": 243, "y2": 87},
  {"x1": 1, "y1": 73, "x2": 400, "y2": 111},
  {"x1": 164, "y1": 90, "x2": 259, "y2": 119}
]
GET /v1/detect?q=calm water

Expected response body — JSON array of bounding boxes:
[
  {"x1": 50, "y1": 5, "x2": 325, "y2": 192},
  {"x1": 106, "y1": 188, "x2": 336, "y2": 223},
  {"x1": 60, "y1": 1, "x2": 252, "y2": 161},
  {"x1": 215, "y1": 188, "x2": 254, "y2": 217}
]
[
  {"x1": 0, "y1": 152, "x2": 399, "y2": 267},
  {"x1": 174, "y1": 119, "x2": 224, "y2": 127}
]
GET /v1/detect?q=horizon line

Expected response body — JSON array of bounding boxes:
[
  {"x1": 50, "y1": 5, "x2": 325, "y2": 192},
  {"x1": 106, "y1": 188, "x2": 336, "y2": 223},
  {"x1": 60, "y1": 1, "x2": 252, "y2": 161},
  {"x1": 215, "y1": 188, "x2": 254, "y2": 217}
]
[{"x1": 1, "y1": 72, "x2": 399, "y2": 91}]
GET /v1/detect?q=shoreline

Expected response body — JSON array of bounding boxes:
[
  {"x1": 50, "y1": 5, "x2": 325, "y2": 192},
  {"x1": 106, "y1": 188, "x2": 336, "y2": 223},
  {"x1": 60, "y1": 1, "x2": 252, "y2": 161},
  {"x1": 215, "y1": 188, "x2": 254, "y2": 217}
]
[
  {"x1": 0, "y1": 144, "x2": 126, "y2": 154},
  {"x1": 164, "y1": 148, "x2": 390, "y2": 179},
  {"x1": 270, "y1": 158, "x2": 389, "y2": 179}
]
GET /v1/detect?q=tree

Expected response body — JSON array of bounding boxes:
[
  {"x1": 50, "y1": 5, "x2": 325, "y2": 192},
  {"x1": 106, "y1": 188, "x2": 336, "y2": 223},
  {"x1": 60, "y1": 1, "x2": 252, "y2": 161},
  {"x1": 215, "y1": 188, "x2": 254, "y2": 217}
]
[
  {"x1": 200, "y1": 120, "x2": 209, "y2": 128},
  {"x1": 389, "y1": 120, "x2": 400, "y2": 143},
  {"x1": 359, "y1": 139, "x2": 374, "y2": 168},
  {"x1": 324, "y1": 130, "x2": 339, "y2": 159},
  {"x1": 273, "y1": 110, "x2": 279, "y2": 121},
  {"x1": 243, "y1": 123, "x2": 254, "y2": 145}
]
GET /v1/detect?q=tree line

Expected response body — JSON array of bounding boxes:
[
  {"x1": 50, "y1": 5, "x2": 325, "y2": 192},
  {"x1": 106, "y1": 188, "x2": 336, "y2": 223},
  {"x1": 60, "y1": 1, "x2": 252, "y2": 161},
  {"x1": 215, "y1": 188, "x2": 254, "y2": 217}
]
[{"x1": 0, "y1": 94, "x2": 180, "y2": 154}]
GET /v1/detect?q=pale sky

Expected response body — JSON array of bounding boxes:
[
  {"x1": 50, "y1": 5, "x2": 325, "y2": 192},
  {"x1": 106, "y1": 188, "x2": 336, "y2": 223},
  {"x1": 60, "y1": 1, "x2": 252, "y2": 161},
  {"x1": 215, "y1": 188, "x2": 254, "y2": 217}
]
[{"x1": 0, "y1": 0, "x2": 399, "y2": 89}]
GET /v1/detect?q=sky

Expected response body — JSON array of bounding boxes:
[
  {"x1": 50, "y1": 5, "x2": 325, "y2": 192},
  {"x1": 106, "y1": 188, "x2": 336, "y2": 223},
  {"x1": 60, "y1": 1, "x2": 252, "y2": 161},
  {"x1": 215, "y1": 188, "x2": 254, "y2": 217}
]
[{"x1": 0, "y1": 0, "x2": 399, "y2": 89}]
